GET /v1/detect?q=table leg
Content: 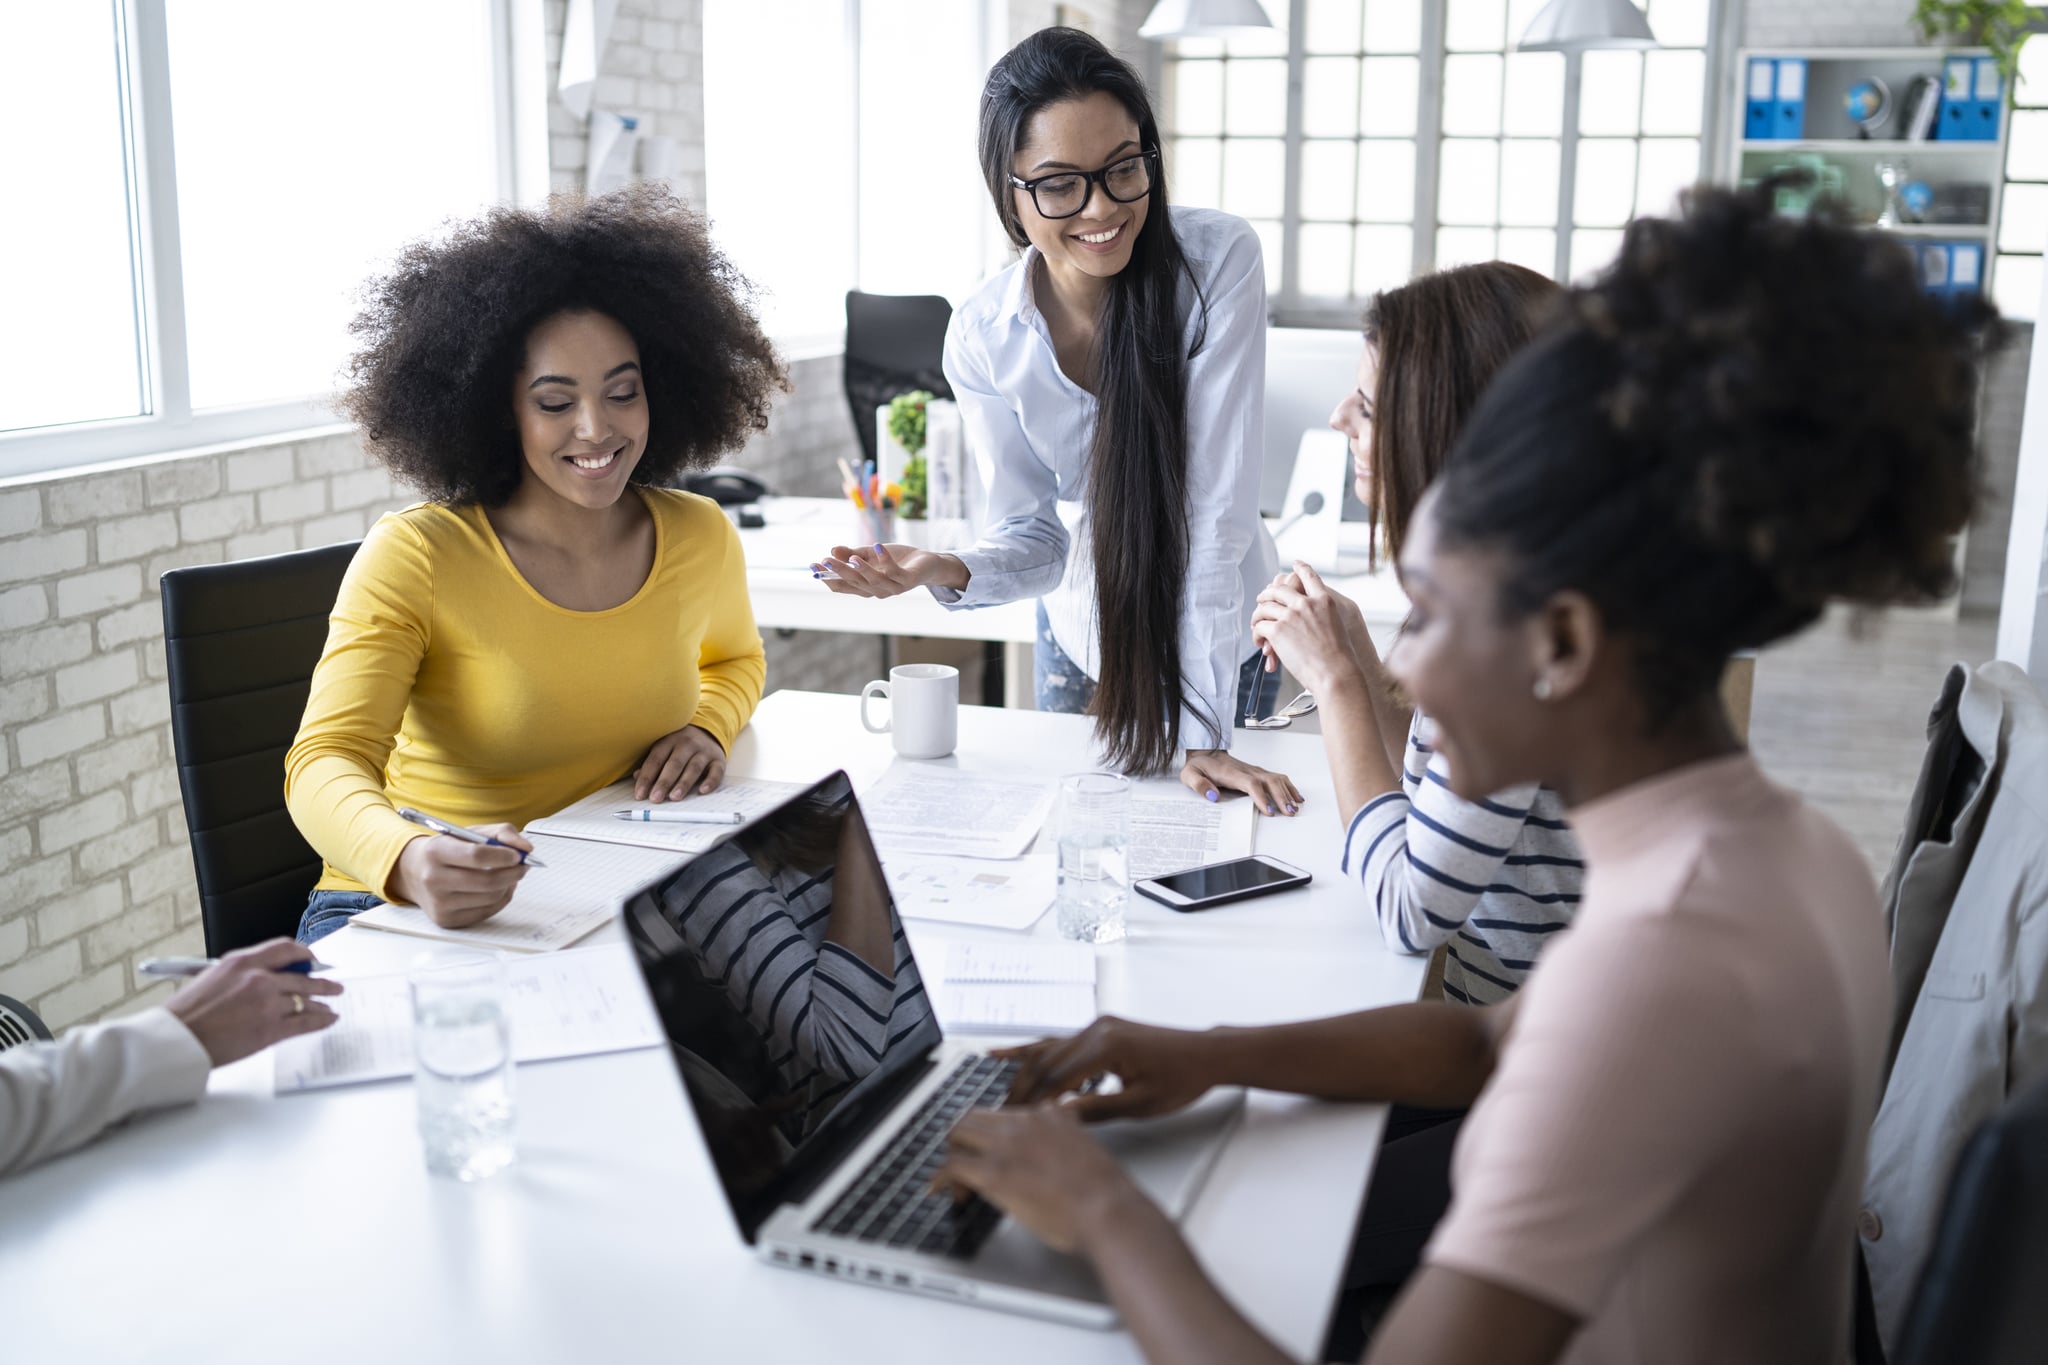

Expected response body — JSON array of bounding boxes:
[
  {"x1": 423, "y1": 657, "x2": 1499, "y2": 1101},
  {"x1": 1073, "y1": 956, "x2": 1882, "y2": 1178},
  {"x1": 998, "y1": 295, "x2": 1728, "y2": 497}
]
[{"x1": 1003, "y1": 641, "x2": 1034, "y2": 710}]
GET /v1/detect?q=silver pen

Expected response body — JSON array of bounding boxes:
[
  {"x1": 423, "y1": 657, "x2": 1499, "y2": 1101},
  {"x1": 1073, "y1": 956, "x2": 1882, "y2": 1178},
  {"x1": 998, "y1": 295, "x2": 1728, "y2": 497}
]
[{"x1": 397, "y1": 807, "x2": 547, "y2": 867}]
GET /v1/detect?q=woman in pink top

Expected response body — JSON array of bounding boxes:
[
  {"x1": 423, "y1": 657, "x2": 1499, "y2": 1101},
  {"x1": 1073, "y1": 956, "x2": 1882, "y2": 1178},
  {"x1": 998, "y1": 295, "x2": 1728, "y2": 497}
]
[{"x1": 928, "y1": 182, "x2": 1998, "y2": 1364}]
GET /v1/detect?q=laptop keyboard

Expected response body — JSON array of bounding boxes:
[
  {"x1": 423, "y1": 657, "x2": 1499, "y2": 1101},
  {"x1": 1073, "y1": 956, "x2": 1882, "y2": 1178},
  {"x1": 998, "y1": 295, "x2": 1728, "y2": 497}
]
[{"x1": 812, "y1": 1053, "x2": 1020, "y2": 1259}]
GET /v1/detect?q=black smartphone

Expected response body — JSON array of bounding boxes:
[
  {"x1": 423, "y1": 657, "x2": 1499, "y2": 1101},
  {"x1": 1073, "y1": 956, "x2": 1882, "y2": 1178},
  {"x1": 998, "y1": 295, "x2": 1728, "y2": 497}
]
[{"x1": 1133, "y1": 854, "x2": 1312, "y2": 912}]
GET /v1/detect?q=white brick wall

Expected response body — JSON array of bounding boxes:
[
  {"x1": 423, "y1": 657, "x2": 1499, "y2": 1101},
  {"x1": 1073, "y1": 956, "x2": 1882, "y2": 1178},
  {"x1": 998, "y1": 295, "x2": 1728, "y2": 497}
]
[
  {"x1": 0, "y1": 430, "x2": 406, "y2": 1030},
  {"x1": 1740, "y1": 0, "x2": 1920, "y2": 50}
]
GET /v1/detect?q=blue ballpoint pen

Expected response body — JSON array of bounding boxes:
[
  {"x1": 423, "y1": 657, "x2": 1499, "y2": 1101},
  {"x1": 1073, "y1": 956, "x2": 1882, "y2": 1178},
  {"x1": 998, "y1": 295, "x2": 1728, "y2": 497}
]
[
  {"x1": 140, "y1": 956, "x2": 330, "y2": 977},
  {"x1": 397, "y1": 807, "x2": 548, "y2": 867}
]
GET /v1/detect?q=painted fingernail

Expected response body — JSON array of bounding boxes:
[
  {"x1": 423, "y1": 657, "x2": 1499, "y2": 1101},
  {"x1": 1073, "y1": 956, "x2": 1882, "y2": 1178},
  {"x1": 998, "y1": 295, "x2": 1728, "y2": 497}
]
[
  {"x1": 1265, "y1": 804, "x2": 1275, "y2": 815},
  {"x1": 1285, "y1": 803, "x2": 1297, "y2": 814},
  {"x1": 1205, "y1": 789, "x2": 1219, "y2": 802}
]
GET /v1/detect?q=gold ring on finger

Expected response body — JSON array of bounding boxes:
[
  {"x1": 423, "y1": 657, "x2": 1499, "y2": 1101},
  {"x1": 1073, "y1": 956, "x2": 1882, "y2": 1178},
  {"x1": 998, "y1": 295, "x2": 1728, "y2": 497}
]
[{"x1": 290, "y1": 992, "x2": 305, "y2": 1016}]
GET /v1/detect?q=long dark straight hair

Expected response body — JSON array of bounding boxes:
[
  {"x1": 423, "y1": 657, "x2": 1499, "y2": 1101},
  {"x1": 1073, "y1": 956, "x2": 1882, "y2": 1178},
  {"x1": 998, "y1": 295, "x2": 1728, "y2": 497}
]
[{"x1": 977, "y1": 28, "x2": 1208, "y2": 774}]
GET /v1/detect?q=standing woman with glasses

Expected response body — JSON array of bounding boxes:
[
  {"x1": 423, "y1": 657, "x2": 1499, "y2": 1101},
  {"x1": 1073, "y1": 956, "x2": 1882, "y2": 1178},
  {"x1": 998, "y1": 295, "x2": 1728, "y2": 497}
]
[{"x1": 812, "y1": 28, "x2": 1299, "y2": 810}]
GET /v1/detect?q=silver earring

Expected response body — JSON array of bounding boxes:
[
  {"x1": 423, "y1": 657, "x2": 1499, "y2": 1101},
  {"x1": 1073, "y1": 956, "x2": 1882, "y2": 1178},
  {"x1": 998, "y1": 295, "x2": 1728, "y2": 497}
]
[{"x1": 1533, "y1": 676, "x2": 1554, "y2": 701}]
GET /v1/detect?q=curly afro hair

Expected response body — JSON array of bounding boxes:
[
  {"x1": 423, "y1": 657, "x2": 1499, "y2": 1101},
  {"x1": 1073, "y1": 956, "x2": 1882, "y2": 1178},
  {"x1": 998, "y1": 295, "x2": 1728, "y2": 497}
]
[
  {"x1": 1432, "y1": 178, "x2": 2001, "y2": 722},
  {"x1": 341, "y1": 184, "x2": 788, "y2": 505}
]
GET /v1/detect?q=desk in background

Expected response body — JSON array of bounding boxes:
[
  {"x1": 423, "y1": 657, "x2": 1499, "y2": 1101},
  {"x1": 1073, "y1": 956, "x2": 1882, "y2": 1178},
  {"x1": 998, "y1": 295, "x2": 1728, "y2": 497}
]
[
  {"x1": 738, "y1": 498, "x2": 1411, "y2": 709},
  {"x1": 0, "y1": 692, "x2": 1425, "y2": 1365}
]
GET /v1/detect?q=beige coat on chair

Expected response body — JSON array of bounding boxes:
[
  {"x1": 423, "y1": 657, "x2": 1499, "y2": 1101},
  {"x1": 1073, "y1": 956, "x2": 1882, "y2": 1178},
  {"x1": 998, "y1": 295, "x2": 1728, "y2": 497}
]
[{"x1": 1862, "y1": 661, "x2": 2048, "y2": 1352}]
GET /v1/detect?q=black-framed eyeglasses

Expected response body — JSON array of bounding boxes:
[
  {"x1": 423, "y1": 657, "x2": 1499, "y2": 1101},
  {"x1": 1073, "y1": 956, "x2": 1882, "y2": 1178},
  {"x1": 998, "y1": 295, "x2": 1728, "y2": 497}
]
[{"x1": 1009, "y1": 149, "x2": 1158, "y2": 221}]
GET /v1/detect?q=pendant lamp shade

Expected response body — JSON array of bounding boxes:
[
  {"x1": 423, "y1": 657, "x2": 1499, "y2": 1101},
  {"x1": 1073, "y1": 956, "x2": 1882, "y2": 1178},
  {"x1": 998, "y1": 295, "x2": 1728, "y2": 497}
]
[
  {"x1": 1138, "y1": 0, "x2": 1275, "y2": 41},
  {"x1": 1517, "y1": 0, "x2": 1657, "y2": 51}
]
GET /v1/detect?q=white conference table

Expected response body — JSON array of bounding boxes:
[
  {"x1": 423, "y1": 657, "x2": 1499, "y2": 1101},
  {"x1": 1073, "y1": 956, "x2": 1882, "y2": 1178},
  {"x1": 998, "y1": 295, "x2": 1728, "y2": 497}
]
[
  {"x1": 737, "y1": 497, "x2": 1411, "y2": 705},
  {"x1": 0, "y1": 692, "x2": 1425, "y2": 1365}
]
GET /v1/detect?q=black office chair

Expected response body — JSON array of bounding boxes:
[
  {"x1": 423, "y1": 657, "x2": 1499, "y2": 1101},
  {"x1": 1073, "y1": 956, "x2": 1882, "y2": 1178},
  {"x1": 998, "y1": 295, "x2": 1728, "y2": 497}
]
[
  {"x1": 843, "y1": 290, "x2": 954, "y2": 469},
  {"x1": 161, "y1": 541, "x2": 359, "y2": 955},
  {"x1": 1885, "y1": 1068, "x2": 2048, "y2": 1365},
  {"x1": 0, "y1": 995, "x2": 52, "y2": 1051}
]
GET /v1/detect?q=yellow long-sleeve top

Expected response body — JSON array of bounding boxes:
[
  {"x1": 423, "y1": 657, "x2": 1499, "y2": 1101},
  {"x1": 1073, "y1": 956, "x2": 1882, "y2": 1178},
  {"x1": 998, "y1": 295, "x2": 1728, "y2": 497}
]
[{"x1": 285, "y1": 488, "x2": 766, "y2": 898}]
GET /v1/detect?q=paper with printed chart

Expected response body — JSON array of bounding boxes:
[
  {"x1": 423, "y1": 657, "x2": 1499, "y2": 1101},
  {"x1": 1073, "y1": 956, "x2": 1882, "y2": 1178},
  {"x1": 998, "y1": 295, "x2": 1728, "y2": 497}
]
[
  {"x1": 272, "y1": 946, "x2": 665, "y2": 1092},
  {"x1": 880, "y1": 852, "x2": 1055, "y2": 930},
  {"x1": 861, "y1": 762, "x2": 1055, "y2": 860},
  {"x1": 525, "y1": 776, "x2": 813, "y2": 854},
  {"x1": 1128, "y1": 791, "x2": 1256, "y2": 879},
  {"x1": 349, "y1": 834, "x2": 685, "y2": 952}
]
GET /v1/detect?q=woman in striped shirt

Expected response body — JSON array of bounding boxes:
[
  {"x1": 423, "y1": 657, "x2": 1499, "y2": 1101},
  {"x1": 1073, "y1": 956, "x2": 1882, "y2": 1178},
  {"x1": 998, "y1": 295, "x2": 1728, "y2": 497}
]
[
  {"x1": 1251, "y1": 263, "x2": 1571, "y2": 1323},
  {"x1": 1253, "y1": 262, "x2": 1573, "y2": 1005}
]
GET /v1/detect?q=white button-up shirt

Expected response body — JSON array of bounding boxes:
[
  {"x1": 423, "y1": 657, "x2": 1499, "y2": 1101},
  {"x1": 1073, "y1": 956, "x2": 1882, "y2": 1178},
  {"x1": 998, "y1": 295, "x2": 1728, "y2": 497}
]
[{"x1": 934, "y1": 205, "x2": 1276, "y2": 752}]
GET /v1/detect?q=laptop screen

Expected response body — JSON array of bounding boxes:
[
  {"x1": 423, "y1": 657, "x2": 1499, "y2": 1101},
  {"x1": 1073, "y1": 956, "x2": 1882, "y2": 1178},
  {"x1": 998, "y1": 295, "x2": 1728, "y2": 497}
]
[{"x1": 622, "y1": 770, "x2": 944, "y2": 1240}]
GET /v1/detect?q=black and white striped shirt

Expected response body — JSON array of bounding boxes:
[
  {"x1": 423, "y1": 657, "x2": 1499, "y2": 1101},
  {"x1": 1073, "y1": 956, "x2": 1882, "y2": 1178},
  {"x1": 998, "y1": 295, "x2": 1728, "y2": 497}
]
[
  {"x1": 1343, "y1": 711, "x2": 1584, "y2": 1005},
  {"x1": 657, "y1": 844, "x2": 935, "y2": 1138}
]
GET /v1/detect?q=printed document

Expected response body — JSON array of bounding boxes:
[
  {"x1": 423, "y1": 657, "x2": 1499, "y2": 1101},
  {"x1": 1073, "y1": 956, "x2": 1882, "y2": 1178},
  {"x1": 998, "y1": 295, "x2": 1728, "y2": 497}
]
[
  {"x1": 929, "y1": 936, "x2": 1097, "y2": 1037},
  {"x1": 350, "y1": 834, "x2": 685, "y2": 952},
  {"x1": 526, "y1": 776, "x2": 811, "y2": 854},
  {"x1": 1129, "y1": 792, "x2": 1256, "y2": 879},
  {"x1": 881, "y1": 853, "x2": 1054, "y2": 931},
  {"x1": 862, "y1": 763, "x2": 1055, "y2": 860},
  {"x1": 273, "y1": 946, "x2": 665, "y2": 1092}
]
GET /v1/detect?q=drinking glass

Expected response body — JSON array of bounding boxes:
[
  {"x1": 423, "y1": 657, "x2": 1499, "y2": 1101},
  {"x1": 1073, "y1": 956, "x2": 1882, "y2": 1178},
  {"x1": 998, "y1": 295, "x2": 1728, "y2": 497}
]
[
  {"x1": 409, "y1": 950, "x2": 516, "y2": 1181},
  {"x1": 1055, "y1": 771, "x2": 1131, "y2": 944}
]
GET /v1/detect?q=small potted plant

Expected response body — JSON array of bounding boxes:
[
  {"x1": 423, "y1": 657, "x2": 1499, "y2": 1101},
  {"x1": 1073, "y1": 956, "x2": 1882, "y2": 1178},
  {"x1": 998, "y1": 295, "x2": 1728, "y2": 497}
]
[
  {"x1": 887, "y1": 390, "x2": 932, "y2": 522},
  {"x1": 1912, "y1": 0, "x2": 2036, "y2": 89}
]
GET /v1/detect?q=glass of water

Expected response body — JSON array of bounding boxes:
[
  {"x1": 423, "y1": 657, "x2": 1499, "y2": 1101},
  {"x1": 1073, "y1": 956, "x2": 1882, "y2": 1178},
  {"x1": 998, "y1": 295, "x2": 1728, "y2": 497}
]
[
  {"x1": 1055, "y1": 771, "x2": 1130, "y2": 944},
  {"x1": 409, "y1": 949, "x2": 516, "y2": 1181}
]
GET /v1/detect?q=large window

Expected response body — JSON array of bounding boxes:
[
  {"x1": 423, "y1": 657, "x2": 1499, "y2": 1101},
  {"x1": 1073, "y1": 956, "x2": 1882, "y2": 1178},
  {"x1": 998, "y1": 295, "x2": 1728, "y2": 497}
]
[
  {"x1": 704, "y1": 0, "x2": 998, "y2": 347},
  {"x1": 1998, "y1": 35, "x2": 2048, "y2": 320},
  {"x1": 0, "y1": 0, "x2": 511, "y2": 476},
  {"x1": 1164, "y1": 0, "x2": 1715, "y2": 322}
]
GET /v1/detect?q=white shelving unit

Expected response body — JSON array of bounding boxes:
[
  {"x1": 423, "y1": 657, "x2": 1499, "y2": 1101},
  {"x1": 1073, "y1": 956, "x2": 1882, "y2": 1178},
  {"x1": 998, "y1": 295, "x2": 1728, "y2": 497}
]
[
  {"x1": 1725, "y1": 46, "x2": 2007, "y2": 294},
  {"x1": 1720, "y1": 47, "x2": 2001, "y2": 620}
]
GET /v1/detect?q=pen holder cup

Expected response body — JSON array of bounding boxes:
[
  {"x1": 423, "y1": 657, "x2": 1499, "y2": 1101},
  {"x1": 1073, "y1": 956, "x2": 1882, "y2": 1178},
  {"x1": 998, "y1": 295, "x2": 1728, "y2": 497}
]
[{"x1": 853, "y1": 507, "x2": 895, "y2": 546}]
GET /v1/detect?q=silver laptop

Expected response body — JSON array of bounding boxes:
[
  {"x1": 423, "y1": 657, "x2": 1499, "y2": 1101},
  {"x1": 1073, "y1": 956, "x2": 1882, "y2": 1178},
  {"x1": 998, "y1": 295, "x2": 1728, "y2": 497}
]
[{"x1": 619, "y1": 770, "x2": 1243, "y2": 1327}]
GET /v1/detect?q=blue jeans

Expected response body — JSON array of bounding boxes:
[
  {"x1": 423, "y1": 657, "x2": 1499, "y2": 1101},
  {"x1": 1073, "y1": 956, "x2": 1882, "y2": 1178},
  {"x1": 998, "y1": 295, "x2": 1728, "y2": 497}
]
[
  {"x1": 1031, "y1": 601, "x2": 1278, "y2": 732},
  {"x1": 297, "y1": 889, "x2": 384, "y2": 945}
]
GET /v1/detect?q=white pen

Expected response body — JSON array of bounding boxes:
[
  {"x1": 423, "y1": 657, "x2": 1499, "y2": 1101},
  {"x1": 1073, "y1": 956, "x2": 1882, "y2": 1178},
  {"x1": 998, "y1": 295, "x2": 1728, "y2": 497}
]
[{"x1": 613, "y1": 808, "x2": 744, "y2": 825}]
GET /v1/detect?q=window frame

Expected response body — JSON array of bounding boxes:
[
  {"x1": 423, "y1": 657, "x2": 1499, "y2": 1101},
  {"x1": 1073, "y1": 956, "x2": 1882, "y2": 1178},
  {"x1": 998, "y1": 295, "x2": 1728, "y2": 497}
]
[
  {"x1": 0, "y1": 0, "x2": 535, "y2": 480},
  {"x1": 1163, "y1": 0, "x2": 1722, "y2": 327}
]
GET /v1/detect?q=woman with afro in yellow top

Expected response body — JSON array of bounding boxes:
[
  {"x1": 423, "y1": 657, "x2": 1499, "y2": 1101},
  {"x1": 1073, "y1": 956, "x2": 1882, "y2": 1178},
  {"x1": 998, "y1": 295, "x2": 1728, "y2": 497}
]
[{"x1": 286, "y1": 187, "x2": 786, "y2": 943}]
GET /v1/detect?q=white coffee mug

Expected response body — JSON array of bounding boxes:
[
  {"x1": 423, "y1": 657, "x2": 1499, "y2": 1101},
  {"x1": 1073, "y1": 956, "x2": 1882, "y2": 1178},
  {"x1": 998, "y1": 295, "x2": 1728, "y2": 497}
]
[{"x1": 861, "y1": 663, "x2": 959, "y2": 759}]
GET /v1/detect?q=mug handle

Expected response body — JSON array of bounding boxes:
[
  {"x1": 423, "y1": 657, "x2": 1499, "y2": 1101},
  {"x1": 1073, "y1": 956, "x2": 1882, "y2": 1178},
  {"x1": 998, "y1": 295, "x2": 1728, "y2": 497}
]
[{"x1": 860, "y1": 680, "x2": 892, "y2": 734}]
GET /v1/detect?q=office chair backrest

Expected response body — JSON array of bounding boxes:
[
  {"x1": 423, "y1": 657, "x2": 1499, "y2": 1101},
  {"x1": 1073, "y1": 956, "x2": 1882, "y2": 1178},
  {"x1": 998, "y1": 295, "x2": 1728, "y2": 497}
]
[
  {"x1": 0, "y1": 994, "x2": 52, "y2": 1051},
  {"x1": 1889, "y1": 1067, "x2": 2048, "y2": 1365},
  {"x1": 844, "y1": 290, "x2": 954, "y2": 468},
  {"x1": 161, "y1": 541, "x2": 359, "y2": 955}
]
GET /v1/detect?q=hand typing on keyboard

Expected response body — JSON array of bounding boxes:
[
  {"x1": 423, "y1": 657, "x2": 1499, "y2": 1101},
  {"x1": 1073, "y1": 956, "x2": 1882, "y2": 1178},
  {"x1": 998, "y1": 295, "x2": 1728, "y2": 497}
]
[
  {"x1": 929, "y1": 1102, "x2": 1154, "y2": 1258},
  {"x1": 814, "y1": 1055, "x2": 1019, "y2": 1259},
  {"x1": 997, "y1": 1015, "x2": 1218, "y2": 1121}
]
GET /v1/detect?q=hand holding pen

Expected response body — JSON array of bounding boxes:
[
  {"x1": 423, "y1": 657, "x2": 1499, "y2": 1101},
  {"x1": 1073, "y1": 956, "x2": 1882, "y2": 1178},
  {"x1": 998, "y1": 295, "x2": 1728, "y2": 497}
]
[{"x1": 387, "y1": 808, "x2": 538, "y2": 931}]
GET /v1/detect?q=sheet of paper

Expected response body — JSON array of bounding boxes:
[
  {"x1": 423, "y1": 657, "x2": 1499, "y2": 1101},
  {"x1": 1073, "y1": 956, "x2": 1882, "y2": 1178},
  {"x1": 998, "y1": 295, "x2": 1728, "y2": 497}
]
[
  {"x1": 861, "y1": 763, "x2": 1055, "y2": 860},
  {"x1": 881, "y1": 853, "x2": 1054, "y2": 931},
  {"x1": 939, "y1": 937, "x2": 1096, "y2": 985},
  {"x1": 926, "y1": 936, "x2": 1096, "y2": 1037},
  {"x1": 934, "y1": 982, "x2": 1095, "y2": 1037},
  {"x1": 526, "y1": 777, "x2": 812, "y2": 855},
  {"x1": 350, "y1": 834, "x2": 685, "y2": 952},
  {"x1": 273, "y1": 947, "x2": 665, "y2": 1093},
  {"x1": 1128, "y1": 793, "x2": 1256, "y2": 880}
]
